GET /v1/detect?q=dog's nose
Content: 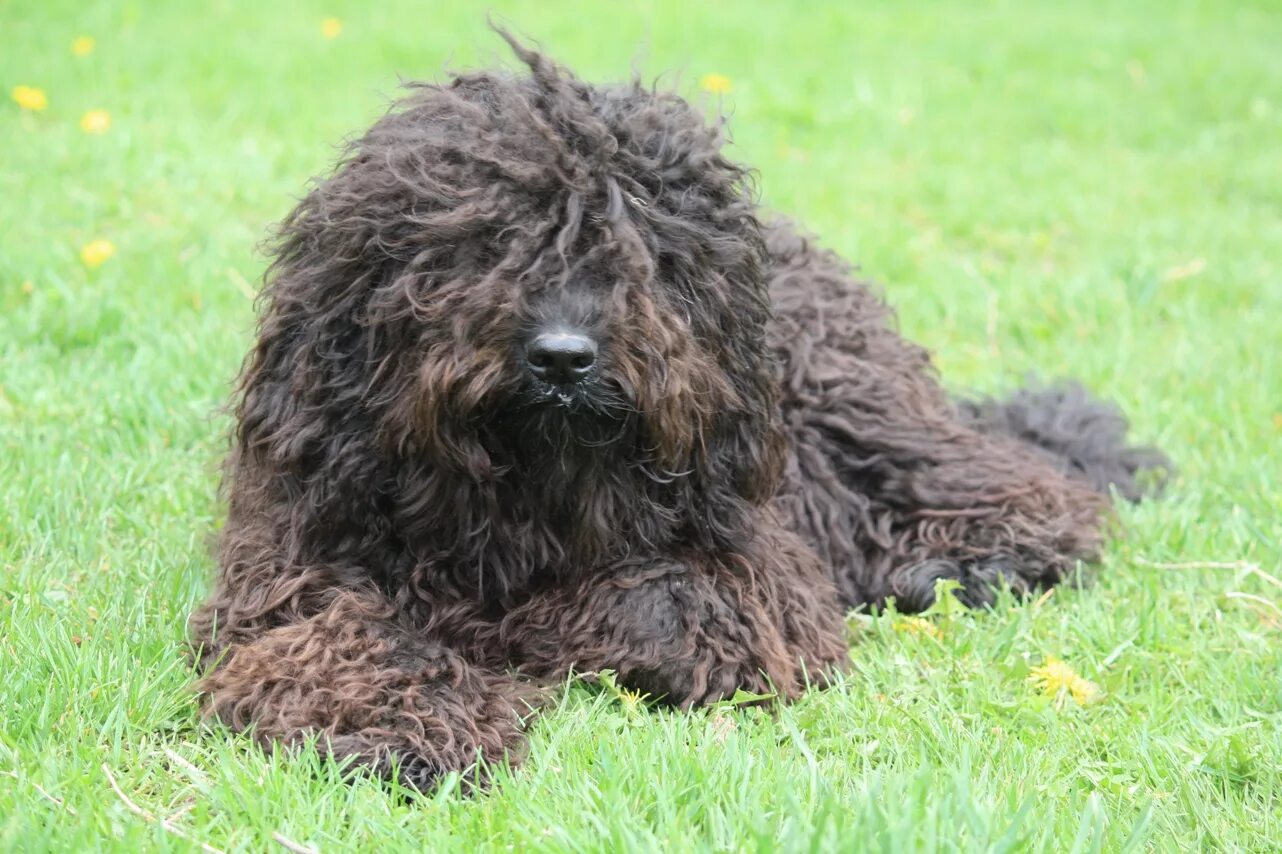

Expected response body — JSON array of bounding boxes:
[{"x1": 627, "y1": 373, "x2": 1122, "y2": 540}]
[{"x1": 526, "y1": 332, "x2": 597, "y2": 384}]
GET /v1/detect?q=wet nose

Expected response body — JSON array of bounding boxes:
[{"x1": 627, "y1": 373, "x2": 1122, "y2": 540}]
[{"x1": 525, "y1": 331, "x2": 597, "y2": 384}]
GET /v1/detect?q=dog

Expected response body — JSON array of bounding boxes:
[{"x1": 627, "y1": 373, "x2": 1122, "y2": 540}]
[{"x1": 190, "y1": 31, "x2": 1169, "y2": 791}]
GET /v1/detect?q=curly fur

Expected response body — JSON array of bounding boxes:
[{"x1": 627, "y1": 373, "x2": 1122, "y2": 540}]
[
  {"x1": 955, "y1": 380, "x2": 1172, "y2": 502},
  {"x1": 190, "y1": 30, "x2": 1170, "y2": 791}
]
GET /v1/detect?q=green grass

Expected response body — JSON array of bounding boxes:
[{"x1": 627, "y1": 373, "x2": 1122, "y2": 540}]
[{"x1": 3, "y1": 0, "x2": 1280, "y2": 850}]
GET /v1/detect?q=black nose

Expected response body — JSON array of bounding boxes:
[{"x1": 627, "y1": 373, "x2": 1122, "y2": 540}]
[{"x1": 526, "y1": 332, "x2": 597, "y2": 384}]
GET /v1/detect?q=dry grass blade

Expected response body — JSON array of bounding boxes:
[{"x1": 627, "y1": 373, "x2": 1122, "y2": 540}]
[
  {"x1": 1224, "y1": 592, "x2": 1282, "y2": 617},
  {"x1": 273, "y1": 831, "x2": 322, "y2": 854},
  {"x1": 4, "y1": 770, "x2": 78, "y2": 816},
  {"x1": 101, "y1": 763, "x2": 226, "y2": 854}
]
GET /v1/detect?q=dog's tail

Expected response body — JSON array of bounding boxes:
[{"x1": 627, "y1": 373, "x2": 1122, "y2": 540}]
[{"x1": 955, "y1": 380, "x2": 1173, "y2": 502}]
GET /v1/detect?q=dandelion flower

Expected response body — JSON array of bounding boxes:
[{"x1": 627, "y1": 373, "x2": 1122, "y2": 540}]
[
  {"x1": 700, "y1": 73, "x2": 733, "y2": 95},
  {"x1": 80, "y1": 239, "x2": 116, "y2": 268},
  {"x1": 71, "y1": 36, "x2": 96, "y2": 57},
  {"x1": 11, "y1": 85, "x2": 48, "y2": 112},
  {"x1": 893, "y1": 616, "x2": 942, "y2": 639},
  {"x1": 80, "y1": 109, "x2": 111, "y2": 134},
  {"x1": 1028, "y1": 657, "x2": 1101, "y2": 705},
  {"x1": 321, "y1": 17, "x2": 342, "y2": 39}
]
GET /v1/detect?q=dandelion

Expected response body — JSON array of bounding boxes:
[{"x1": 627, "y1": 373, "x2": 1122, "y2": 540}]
[
  {"x1": 893, "y1": 616, "x2": 943, "y2": 639},
  {"x1": 1027, "y1": 657, "x2": 1101, "y2": 706},
  {"x1": 80, "y1": 239, "x2": 116, "y2": 268},
  {"x1": 320, "y1": 17, "x2": 342, "y2": 39},
  {"x1": 80, "y1": 109, "x2": 111, "y2": 134},
  {"x1": 11, "y1": 85, "x2": 48, "y2": 112},
  {"x1": 700, "y1": 73, "x2": 733, "y2": 95},
  {"x1": 71, "y1": 36, "x2": 96, "y2": 57},
  {"x1": 21, "y1": 280, "x2": 34, "y2": 295}
]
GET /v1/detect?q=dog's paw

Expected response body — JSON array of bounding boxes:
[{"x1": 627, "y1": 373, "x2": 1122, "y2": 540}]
[
  {"x1": 622, "y1": 655, "x2": 768, "y2": 709},
  {"x1": 391, "y1": 753, "x2": 455, "y2": 794},
  {"x1": 325, "y1": 734, "x2": 463, "y2": 795},
  {"x1": 890, "y1": 555, "x2": 1037, "y2": 612},
  {"x1": 613, "y1": 576, "x2": 773, "y2": 706}
]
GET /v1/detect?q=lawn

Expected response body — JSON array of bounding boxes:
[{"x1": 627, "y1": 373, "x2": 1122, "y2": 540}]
[{"x1": 2, "y1": 0, "x2": 1280, "y2": 850}]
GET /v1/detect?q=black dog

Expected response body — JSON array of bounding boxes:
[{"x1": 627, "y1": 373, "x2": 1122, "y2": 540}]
[{"x1": 191, "y1": 31, "x2": 1169, "y2": 791}]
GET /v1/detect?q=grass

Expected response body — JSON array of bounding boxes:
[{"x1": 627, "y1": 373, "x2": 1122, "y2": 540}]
[{"x1": 2, "y1": 0, "x2": 1280, "y2": 850}]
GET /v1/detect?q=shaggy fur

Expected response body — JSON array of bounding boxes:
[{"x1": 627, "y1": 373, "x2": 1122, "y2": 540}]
[{"x1": 190, "y1": 32, "x2": 1170, "y2": 791}]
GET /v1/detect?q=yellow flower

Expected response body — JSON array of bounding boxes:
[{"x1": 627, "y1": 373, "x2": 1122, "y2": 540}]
[
  {"x1": 80, "y1": 109, "x2": 111, "y2": 134},
  {"x1": 11, "y1": 85, "x2": 48, "y2": 112},
  {"x1": 1028, "y1": 657, "x2": 1102, "y2": 705},
  {"x1": 893, "y1": 616, "x2": 943, "y2": 639},
  {"x1": 71, "y1": 36, "x2": 96, "y2": 57},
  {"x1": 320, "y1": 17, "x2": 342, "y2": 39},
  {"x1": 700, "y1": 73, "x2": 733, "y2": 95},
  {"x1": 80, "y1": 239, "x2": 116, "y2": 268}
]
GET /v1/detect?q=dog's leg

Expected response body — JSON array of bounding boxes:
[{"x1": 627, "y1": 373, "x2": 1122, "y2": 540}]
[
  {"x1": 195, "y1": 587, "x2": 535, "y2": 792},
  {"x1": 501, "y1": 519, "x2": 849, "y2": 708},
  {"x1": 783, "y1": 398, "x2": 1113, "y2": 612},
  {"x1": 767, "y1": 222, "x2": 1114, "y2": 612}
]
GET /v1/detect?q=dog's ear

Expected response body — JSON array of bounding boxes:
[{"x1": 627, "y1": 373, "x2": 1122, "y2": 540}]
[
  {"x1": 685, "y1": 340, "x2": 787, "y2": 548},
  {"x1": 228, "y1": 241, "x2": 398, "y2": 547},
  {"x1": 719, "y1": 372, "x2": 788, "y2": 507},
  {"x1": 651, "y1": 232, "x2": 784, "y2": 548}
]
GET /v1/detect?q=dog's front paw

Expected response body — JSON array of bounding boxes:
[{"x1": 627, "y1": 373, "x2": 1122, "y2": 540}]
[
  {"x1": 622, "y1": 655, "x2": 770, "y2": 708},
  {"x1": 890, "y1": 555, "x2": 1037, "y2": 611},
  {"x1": 394, "y1": 753, "x2": 460, "y2": 794},
  {"x1": 610, "y1": 573, "x2": 773, "y2": 707},
  {"x1": 325, "y1": 734, "x2": 467, "y2": 795}
]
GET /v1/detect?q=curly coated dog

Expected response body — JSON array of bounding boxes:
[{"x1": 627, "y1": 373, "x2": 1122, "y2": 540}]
[{"x1": 190, "y1": 31, "x2": 1170, "y2": 791}]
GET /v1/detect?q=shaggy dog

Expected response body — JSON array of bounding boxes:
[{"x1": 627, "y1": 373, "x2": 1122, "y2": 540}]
[{"x1": 190, "y1": 33, "x2": 1169, "y2": 791}]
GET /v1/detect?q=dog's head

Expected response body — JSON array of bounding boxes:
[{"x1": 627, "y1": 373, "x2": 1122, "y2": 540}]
[{"x1": 239, "y1": 32, "x2": 784, "y2": 573}]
